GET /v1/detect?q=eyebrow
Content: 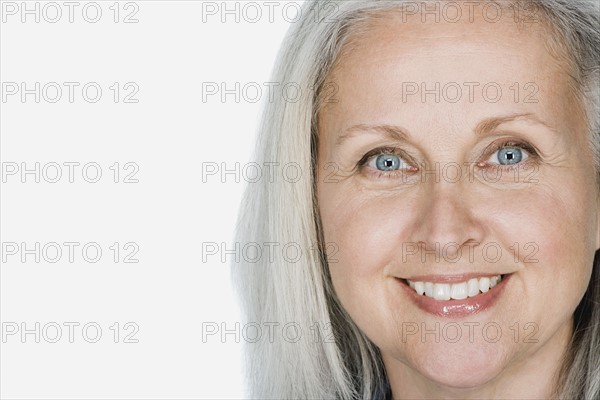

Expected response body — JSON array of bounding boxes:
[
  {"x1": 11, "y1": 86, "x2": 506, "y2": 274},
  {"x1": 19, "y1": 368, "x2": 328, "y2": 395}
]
[
  {"x1": 334, "y1": 113, "x2": 557, "y2": 147},
  {"x1": 335, "y1": 124, "x2": 408, "y2": 147}
]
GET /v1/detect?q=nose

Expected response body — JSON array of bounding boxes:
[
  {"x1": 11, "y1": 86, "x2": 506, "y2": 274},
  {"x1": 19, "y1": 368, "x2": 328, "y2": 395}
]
[{"x1": 410, "y1": 180, "x2": 486, "y2": 262}]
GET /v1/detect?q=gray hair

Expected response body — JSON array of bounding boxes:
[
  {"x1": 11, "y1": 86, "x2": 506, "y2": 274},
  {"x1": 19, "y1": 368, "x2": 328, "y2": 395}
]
[{"x1": 231, "y1": 1, "x2": 600, "y2": 398}]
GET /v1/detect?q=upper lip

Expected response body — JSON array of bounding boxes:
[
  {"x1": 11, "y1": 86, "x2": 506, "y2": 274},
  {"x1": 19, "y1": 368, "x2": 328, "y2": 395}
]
[{"x1": 400, "y1": 273, "x2": 508, "y2": 283}]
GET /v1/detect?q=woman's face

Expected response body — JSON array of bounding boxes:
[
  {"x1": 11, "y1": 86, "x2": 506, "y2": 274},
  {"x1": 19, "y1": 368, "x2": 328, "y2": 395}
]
[{"x1": 316, "y1": 9, "x2": 600, "y2": 395}]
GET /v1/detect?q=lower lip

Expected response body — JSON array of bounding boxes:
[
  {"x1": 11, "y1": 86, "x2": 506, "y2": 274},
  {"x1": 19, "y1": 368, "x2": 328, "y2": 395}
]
[{"x1": 395, "y1": 274, "x2": 511, "y2": 318}]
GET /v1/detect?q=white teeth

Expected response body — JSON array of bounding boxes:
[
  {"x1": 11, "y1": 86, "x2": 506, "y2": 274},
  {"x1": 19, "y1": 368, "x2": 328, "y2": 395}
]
[
  {"x1": 425, "y1": 282, "x2": 434, "y2": 297},
  {"x1": 433, "y1": 283, "x2": 451, "y2": 300},
  {"x1": 467, "y1": 278, "x2": 479, "y2": 297},
  {"x1": 450, "y1": 282, "x2": 468, "y2": 300},
  {"x1": 479, "y1": 277, "x2": 490, "y2": 293},
  {"x1": 414, "y1": 281, "x2": 425, "y2": 296},
  {"x1": 490, "y1": 276, "x2": 499, "y2": 288},
  {"x1": 406, "y1": 275, "x2": 503, "y2": 300}
]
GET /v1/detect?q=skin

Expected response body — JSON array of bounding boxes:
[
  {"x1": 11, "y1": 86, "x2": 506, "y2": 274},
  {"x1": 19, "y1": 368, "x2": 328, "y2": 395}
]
[{"x1": 316, "y1": 7, "x2": 600, "y2": 400}]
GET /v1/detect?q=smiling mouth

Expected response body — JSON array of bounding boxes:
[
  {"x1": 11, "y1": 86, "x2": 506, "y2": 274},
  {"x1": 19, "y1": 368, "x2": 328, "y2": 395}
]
[{"x1": 403, "y1": 274, "x2": 505, "y2": 301}]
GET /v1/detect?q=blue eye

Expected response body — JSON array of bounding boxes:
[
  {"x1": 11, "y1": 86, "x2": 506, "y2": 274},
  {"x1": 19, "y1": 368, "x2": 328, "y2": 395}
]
[
  {"x1": 369, "y1": 153, "x2": 409, "y2": 171},
  {"x1": 489, "y1": 145, "x2": 529, "y2": 165}
]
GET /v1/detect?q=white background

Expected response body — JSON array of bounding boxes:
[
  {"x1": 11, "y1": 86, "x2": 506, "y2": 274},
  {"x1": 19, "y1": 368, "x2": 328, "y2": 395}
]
[{"x1": 0, "y1": 1, "x2": 300, "y2": 398}]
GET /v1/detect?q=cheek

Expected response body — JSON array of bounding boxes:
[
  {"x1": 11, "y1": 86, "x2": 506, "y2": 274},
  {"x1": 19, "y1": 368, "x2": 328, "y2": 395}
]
[
  {"x1": 317, "y1": 183, "x2": 383, "y2": 303},
  {"x1": 319, "y1": 189, "x2": 422, "y2": 313},
  {"x1": 320, "y1": 193, "x2": 412, "y2": 273},
  {"x1": 320, "y1": 195, "x2": 410, "y2": 333},
  {"x1": 496, "y1": 184, "x2": 596, "y2": 313}
]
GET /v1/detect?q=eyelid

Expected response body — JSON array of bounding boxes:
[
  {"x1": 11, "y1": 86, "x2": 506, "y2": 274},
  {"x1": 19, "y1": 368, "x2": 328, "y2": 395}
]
[
  {"x1": 481, "y1": 139, "x2": 538, "y2": 165},
  {"x1": 355, "y1": 139, "x2": 539, "y2": 176},
  {"x1": 356, "y1": 146, "x2": 414, "y2": 170}
]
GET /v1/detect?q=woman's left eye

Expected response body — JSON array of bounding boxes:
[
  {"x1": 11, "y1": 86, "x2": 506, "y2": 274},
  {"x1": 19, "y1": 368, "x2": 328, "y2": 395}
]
[{"x1": 486, "y1": 143, "x2": 530, "y2": 166}]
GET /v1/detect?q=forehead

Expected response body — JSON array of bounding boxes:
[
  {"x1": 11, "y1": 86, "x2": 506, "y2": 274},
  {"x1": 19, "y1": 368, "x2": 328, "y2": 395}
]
[
  {"x1": 331, "y1": 5, "x2": 558, "y2": 72},
  {"x1": 318, "y1": 8, "x2": 580, "y2": 139}
]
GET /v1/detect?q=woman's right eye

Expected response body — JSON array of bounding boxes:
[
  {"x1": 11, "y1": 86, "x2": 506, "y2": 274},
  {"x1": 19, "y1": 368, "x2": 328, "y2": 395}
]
[
  {"x1": 356, "y1": 148, "x2": 418, "y2": 180},
  {"x1": 368, "y1": 153, "x2": 409, "y2": 171},
  {"x1": 360, "y1": 149, "x2": 414, "y2": 175}
]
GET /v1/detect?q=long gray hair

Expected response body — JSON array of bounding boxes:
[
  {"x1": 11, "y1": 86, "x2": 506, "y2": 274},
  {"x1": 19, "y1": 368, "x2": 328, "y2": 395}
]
[{"x1": 231, "y1": 1, "x2": 600, "y2": 398}]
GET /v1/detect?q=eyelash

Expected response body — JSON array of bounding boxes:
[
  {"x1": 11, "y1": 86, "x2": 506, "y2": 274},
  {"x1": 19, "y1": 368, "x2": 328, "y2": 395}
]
[
  {"x1": 480, "y1": 140, "x2": 538, "y2": 169},
  {"x1": 356, "y1": 140, "x2": 539, "y2": 179},
  {"x1": 356, "y1": 147, "x2": 415, "y2": 179}
]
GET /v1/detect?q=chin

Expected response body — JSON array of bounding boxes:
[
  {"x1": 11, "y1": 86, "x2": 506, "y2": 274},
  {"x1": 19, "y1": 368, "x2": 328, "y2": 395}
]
[{"x1": 406, "y1": 342, "x2": 509, "y2": 389}]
